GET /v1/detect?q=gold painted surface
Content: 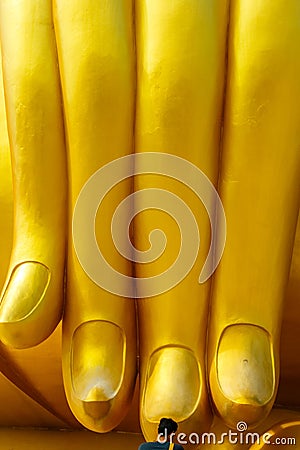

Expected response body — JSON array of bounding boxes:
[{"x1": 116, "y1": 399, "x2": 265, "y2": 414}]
[
  {"x1": 0, "y1": 43, "x2": 13, "y2": 291},
  {"x1": 1, "y1": 324, "x2": 80, "y2": 428},
  {"x1": 0, "y1": 372, "x2": 65, "y2": 428},
  {"x1": 208, "y1": 0, "x2": 300, "y2": 429},
  {"x1": 53, "y1": 0, "x2": 137, "y2": 432},
  {"x1": 134, "y1": 0, "x2": 229, "y2": 440},
  {"x1": 0, "y1": 0, "x2": 67, "y2": 348},
  {"x1": 0, "y1": 1, "x2": 299, "y2": 449}
]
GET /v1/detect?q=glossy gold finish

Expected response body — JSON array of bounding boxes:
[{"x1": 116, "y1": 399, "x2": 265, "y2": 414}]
[
  {"x1": 0, "y1": 44, "x2": 13, "y2": 292},
  {"x1": 0, "y1": 0, "x2": 67, "y2": 348},
  {"x1": 0, "y1": 1, "x2": 300, "y2": 448},
  {"x1": 53, "y1": 0, "x2": 137, "y2": 432},
  {"x1": 0, "y1": 48, "x2": 74, "y2": 426},
  {"x1": 0, "y1": 371, "x2": 65, "y2": 428},
  {"x1": 208, "y1": 0, "x2": 300, "y2": 428},
  {"x1": 134, "y1": 0, "x2": 228, "y2": 439}
]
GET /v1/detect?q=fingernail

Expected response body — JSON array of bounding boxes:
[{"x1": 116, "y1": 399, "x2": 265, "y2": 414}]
[
  {"x1": 211, "y1": 324, "x2": 275, "y2": 427},
  {"x1": 0, "y1": 262, "x2": 50, "y2": 322},
  {"x1": 71, "y1": 320, "x2": 125, "y2": 415}
]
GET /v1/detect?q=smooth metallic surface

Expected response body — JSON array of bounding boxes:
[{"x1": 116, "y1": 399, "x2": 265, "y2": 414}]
[
  {"x1": 135, "y1": 0, "x2": 229, "y2": 439},
  {"x1": 0, "y1": 0, "x2": 299, "y2": 448},
  {"x1": 0, "y1": 0, "x2": 67, "y2": 348},
  {"x1": 208, "y1": 0, "x2": 300, "y2": 428},
  {"x1": 53, "y1": 0, "x2": 137, "y2": 432}
]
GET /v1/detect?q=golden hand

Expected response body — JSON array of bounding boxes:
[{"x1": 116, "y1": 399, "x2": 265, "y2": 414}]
[{"x1": 0, "y1": 1, "x2": 299, "y2": 446}]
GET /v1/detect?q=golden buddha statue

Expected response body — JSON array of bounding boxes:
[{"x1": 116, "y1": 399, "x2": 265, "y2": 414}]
[{"x1": 0, "y1": 1, "x2": 299, "y2": 449}]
